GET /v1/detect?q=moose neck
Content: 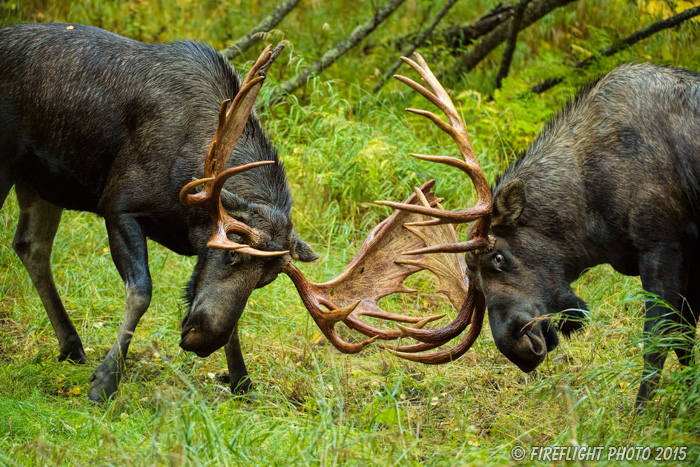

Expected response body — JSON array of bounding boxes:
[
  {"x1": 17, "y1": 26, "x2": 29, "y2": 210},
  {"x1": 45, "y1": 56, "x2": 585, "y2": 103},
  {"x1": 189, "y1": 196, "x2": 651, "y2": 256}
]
[{"x1": 496, "y1": 155, "x2": 614, "y2": 283}]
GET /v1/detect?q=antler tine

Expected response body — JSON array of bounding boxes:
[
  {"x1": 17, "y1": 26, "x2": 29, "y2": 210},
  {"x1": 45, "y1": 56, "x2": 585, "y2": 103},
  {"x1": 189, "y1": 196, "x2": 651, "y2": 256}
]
[
  {"x1": 210, "y1": 43, "x2": 285, "y2": 176},
  {"x1": 380, "y1": 340, "x2": 448, "y2": 353},
  {"x1": 384, "y1": 291, "x2": 486, "y2": 364},
  {"x1": 375, "y1": 53, "x2": 492, "y2": 239},
  {"x1": 398, "y1": 54, "x2": 475, "y2": 160},
  {"x1": 180, "y1": 43, "x2": 290, "y2": 258},
  {"x1": 394, "y1": 286, "x2": 475, "y2": 343},
  {"x1": 285, "y1": 262, "x2": 378, "y2": 353},
  {"x1": 180, "y1": 160, "x2": 274, "y2": 209},
  {"x1": 344, "y1": 310, "x2": 446, "y2": 340}
]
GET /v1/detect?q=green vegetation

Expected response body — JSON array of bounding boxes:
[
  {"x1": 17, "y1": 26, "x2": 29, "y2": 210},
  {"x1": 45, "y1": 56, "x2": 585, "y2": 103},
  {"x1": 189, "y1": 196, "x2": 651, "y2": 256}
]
[{"x1": 1, "y1": 0, "x2": 700, "y2": 465}]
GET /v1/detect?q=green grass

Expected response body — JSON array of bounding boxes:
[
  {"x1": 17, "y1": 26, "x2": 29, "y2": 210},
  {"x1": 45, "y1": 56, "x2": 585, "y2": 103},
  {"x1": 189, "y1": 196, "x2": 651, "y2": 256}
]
[{"x1": 2, "y1": 0, "x2": 700, "y2": 465}]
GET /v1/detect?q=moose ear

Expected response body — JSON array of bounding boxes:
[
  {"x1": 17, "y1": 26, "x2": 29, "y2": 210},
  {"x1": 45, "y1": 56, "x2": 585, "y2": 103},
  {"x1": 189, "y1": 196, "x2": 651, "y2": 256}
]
[
  {"x1": 290, "y1": 232, "x2": 319, "y2": 262},
  {"x1": 220, "y1": 188, "x2": 250, "y2": 212},
  {"x1": 190, "y1": 179, "x2": 251, "y2": 217},
  {"x1": 493, "y1": 179, "x2": 525, "y2": 227}
]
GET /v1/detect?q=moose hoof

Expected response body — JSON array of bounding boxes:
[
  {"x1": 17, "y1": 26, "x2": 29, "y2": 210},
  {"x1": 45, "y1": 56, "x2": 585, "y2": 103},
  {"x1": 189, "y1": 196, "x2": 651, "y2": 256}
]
[
  {"x1": 58, "y1": 336, "x2": 89, "y2": 364},
  {"x1": 88, "y1": 366, "x2": 119, "y2": 403},
  {"x1": 58, "y1": 348, "x2": 89, "y2": 365},
  {"x1": 230, "y1": 376, "x2": 254, "y2": 396}
]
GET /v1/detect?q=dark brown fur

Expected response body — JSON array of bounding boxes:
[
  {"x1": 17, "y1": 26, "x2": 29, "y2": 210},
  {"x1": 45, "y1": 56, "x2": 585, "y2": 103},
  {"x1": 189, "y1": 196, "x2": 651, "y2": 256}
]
[
  {"x1": 465, "y1": 63, "x2": 700, "y2": 407},
  {"x1": 0, "y1": 23, "x2": 317, "y2": 401}
]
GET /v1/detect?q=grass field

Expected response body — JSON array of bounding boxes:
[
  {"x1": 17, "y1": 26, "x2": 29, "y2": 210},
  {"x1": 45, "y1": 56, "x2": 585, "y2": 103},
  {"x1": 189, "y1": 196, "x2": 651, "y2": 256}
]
[{"x1": 2, "y1": 0, "x2": 700, "y2": 465}]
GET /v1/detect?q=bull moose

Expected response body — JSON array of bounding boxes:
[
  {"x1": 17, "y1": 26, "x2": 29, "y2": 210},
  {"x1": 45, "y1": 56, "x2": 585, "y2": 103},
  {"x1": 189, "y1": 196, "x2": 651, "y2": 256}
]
[
  {"x1": 0, "y1": 23, "x2": 464, "y2": 402},
  {"x1": 380, "y1": 55, "x2": 700, "y2": 407},
  {"x1": 0, "y1": 23, "x2": 326, "y2": 401}
]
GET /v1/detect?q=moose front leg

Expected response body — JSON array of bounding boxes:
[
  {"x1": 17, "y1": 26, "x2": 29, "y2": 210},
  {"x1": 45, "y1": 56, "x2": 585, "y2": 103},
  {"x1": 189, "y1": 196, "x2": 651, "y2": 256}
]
[
  {"x1": 636, "y1": 246, "x2": 688, "y2": 407},
  {"x1": 88, "y1": 215, "x2": 152, "y2": 402},
  {"x1": 224, "y1": 323, "x2": 253, "y2": 394}
]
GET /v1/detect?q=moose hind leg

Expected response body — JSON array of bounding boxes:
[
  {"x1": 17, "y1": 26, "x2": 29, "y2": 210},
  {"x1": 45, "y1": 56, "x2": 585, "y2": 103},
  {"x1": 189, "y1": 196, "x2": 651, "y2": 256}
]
[
  {"x1": 674, "y1": 257, "x2": 700, "y2": 367},
  {"x1": 225, "y1": 324, "x2": 253, "y2": 394},
  {"x1": 12, "y1": 185, "x2": 87, "y2": 363},
  {"x1": 635, "y1": 245, "x2": 687, "y2": 407}
]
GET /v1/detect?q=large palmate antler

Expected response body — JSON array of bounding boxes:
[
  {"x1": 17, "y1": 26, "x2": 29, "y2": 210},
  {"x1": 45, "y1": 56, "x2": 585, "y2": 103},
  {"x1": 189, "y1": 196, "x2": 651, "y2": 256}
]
[
  {"x1": 374, "y1": 53, "x2": 495, "y2": 362},
  {"x1": 376, "y1": 53, "x2": 493, "y2": 255},
  {"x1": 284, "y1": 180, "x2": 474, "y2": 355},
  {"x1": 284, "y1": 54, "x2": 493, "y2": 363},
  {"x1": 179, "y1": 43, "x2": 288, "y2": 257},
  {"x1": 373, "y1": 53, "x2": 495, "y2": 362}
]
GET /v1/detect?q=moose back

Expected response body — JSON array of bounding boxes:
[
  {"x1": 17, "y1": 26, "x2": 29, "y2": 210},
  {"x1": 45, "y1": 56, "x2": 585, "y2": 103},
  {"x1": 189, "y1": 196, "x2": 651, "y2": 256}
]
[{"x1": 0, "y1": 23, "x2": 319, "y2": 401}]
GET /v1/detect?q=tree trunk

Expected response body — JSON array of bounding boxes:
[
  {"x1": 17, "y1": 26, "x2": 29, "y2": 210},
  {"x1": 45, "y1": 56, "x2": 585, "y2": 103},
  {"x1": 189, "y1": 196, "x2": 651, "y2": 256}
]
[
  {"x1": 454, "y1": 0, "x2": 576, "y2": 75},
  {"x1": 494, "y1": 0, "x2": 531, "y2": 90},
  {"x1": 220, "y1": 0, "x2": 301, "y2": 60}
]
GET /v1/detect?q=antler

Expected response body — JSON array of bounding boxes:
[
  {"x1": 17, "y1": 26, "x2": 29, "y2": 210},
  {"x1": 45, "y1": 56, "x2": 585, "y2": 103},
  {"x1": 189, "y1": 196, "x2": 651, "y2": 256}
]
[
  {"x1": 282, "y1": 53, "x2": 490, "y2": 363},
  {"x1": 284, "y1": 180, "x2": 472, "y2": 353},
  {"x1": 367, "y1": 53, "x2": 495, "y2": 363},
  {"x1": 375, "y1": 52, "x2": 493, "y2": 254},
  {"x1": 179, "y1": 43, "x2": 289, "y2": 257},
  {"x1": 285, "y1": 180, "x2": 485, "y2": 363}
]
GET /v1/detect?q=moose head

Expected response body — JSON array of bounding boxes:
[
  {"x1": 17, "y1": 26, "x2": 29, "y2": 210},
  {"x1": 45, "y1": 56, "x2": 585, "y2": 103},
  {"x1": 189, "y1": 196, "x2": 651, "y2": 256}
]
[{"x1": 178, "y1": 45, "x2": 318, "y2": 359}]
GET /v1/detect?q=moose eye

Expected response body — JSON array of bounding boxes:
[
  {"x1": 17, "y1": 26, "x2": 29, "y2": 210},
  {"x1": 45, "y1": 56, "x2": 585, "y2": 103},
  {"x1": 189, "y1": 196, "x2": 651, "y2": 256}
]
[{"x1": 492, "y1": 253, "x2": 504, "y2": 268}]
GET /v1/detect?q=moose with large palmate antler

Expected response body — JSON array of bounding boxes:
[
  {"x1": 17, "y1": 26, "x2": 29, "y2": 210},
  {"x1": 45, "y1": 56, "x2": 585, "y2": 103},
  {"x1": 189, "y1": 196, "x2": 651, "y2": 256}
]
[{"x1": 381, "y1": 54, "x2": 700, "y2": 408}]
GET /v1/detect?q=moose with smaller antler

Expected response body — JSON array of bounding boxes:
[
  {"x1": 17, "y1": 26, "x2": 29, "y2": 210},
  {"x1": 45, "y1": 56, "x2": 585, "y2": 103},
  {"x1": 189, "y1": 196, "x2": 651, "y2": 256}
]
[
  {"x1": 0, "y1": 22, "x2": 477, "y2": 402},
  {"x1": 0, "y1": 23, "x2": 482, "y2": 401},
  {"x1": 0, "y1": 24, "x2": 323, "y2": 401},
  {"x1": 381, "y1": 54, "x2": 700, "y2": 408}
]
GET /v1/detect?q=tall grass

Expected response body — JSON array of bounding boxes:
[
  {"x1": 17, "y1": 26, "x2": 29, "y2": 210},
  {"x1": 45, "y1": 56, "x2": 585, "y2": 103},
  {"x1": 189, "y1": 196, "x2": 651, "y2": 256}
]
[{"x1": 2, "y1": 1, "x2": 700, "y2": 465}]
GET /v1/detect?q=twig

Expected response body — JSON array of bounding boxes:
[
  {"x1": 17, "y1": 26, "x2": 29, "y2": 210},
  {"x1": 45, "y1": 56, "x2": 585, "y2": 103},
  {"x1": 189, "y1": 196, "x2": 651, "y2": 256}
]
[
  {"x1": 531, "y1": 5, "x2": 700, "y2": 94},
  {"x1": 373, "y1": 0, "x2": 460, "y2": 93}
]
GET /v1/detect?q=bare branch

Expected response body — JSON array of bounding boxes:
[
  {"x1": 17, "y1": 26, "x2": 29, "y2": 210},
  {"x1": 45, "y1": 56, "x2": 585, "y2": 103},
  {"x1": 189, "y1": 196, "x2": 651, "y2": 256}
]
[
  {"x1": 442, "y1": 2, "x2": 515, "y2": 51},
  {"x1": 383, "y1": 1, "x2": 516, "y2": 56},
  {"x1": 531, "y1": 5, "x2": 700, "y2": 94},
  {"x1": 373, "y1": 0, "x2": 460, "y2": 93},
  {"x1": 220, "y1": 0, "x2": 300, "y2": 60},
  {"x1": 494, "y1": 0, "x2": 531, "y2": 91},
  {"x1": 453, "y1": 0, "x2": 576, "y2": 75},
  {"x1": 276, "y1": 0, "x2": 407, "y2": 96}
]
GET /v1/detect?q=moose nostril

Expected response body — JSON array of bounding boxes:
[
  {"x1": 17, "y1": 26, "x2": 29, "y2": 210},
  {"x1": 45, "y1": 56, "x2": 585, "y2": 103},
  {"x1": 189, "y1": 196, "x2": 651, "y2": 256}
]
[{"x1": 525, "y1": 330, "x2": 545, "y2": 356}]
